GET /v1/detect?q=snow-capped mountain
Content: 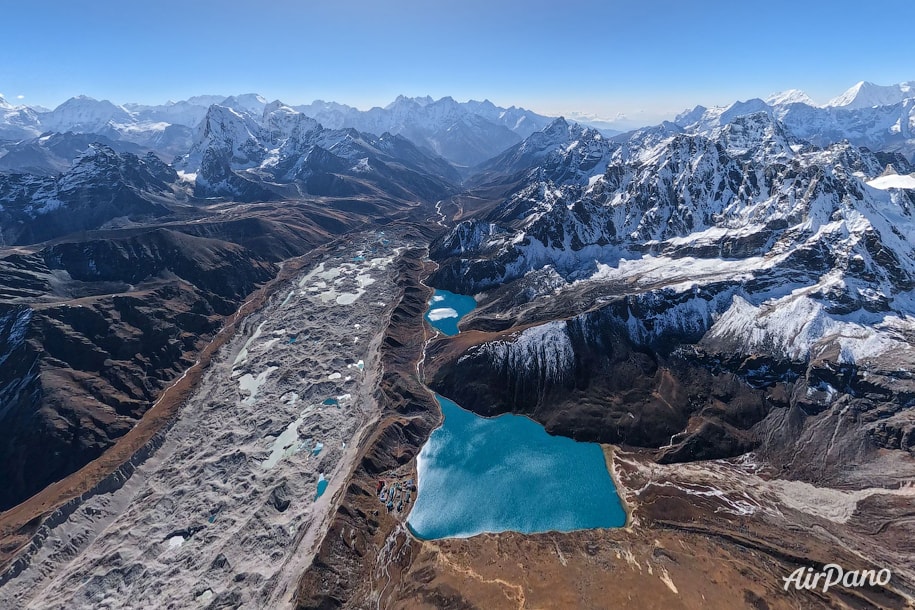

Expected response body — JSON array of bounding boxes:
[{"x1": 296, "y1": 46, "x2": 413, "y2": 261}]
[
  {"x1": 0, "y1": 95, "x2": 41, "y2": 141},
  {"x1": 427, "y1": 107, "x2": 915, "y2": 479},
  {"x1": 474, "y1": 117, "x2": 617, "y2": 186},
  {"x1": 0, "y1": 144, "x2": 185, "y2": 245},
  {"x1": 220, "y1": 93, "x2": 269, "y2": 117},
  {"x1": 764, "y1": 89, "x2": 816, "y2": 106},
  {"x1": 123, "y1": 98, "x2": 217, "y2": 128},
  {"x1": 39, "y1": 96, "x2": 136, "y2": 133},
  {"x1": 0, "y1": 95, "x2": 217, "y2": 158},
  {"x1": 293, "y1": 95, "x2": 553, "y2": 167},
  {"x1": 676, "y1": 89, "x2": 915, "y2": 160},
  {"x1": 174, "y1": 102, "x2": 461, "y2": 201},
  {"x1": 433, "y1": 111, "x2": 915, "y2": 368},
  {"x1": 36, "y1": 96, "x2": 198, "y2": 156},
  {"x1": 826, "y1": 80, "x2": 915, "y2": 109}
]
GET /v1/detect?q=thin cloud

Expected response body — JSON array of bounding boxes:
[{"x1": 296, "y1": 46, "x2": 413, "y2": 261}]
[{"x1": 17, "y1": 95, "x2": 25, "y2": 99}]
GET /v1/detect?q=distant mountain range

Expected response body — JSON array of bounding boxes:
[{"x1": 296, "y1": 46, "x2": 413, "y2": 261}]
[
  {"x1": 676, "y1": 80, "x2": 915, "y2": 159},
  {"x1": 0, "y1": 93, "x2": 558, "y2": 168},
  {"x1": 2, "y1": 79, "x2": 914, "y2": 174},
  {"x1": 0, "y1": 80, "x2": 912, "y2": 249}
]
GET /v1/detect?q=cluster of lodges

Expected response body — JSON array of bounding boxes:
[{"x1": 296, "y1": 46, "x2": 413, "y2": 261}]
[{"x1": 376, "y1": 477, "x2": 416, "y2": 513}]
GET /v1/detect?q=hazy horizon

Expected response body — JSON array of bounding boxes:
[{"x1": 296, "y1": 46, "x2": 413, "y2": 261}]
[
  {"x1": 3, "y1": 0, "x2": 914, "y2": 128},
  {"x1": 3, "y1": 78, "x2": 911, "y2": 133}
]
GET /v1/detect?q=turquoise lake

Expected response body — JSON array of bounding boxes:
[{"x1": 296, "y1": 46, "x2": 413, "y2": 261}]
[
  {"x1": 315, "y1": 474, "x2": 328, "y2": 499},
  {"x1": 408, "y1": 288, "x2": 627, "y2": 539},
  {"x1": 407, "y1": 395, "x2": 627, "y2": 539},
  {"x1": 424, "y1": 289, "x2": 477, "y2": 336}
]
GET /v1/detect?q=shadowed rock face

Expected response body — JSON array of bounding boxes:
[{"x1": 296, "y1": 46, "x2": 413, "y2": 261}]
[
  {"x1": 421, "y1": 113, "x2": 915, "y2": 489},
  {"x1": 425, "y1": 300, "x2": 760, "y2": 456},
  {"x1": 0, "y1": 287, "x2": 214, "y2": 508},
  {"x1": 177, "y1": 103, "x2": 462, "y2": 202},
  {"x1": 0, "y1": 144, "x2": 186, "y2": 246},
  {"x1": 425, "y1": 286, "x2": 914, "y2": 486},
  {"x1": 41, "y1": 230, "x2": 276, "y2": 307},
  {"x1": 0, "y1": 228, "x2": 284, "y2": 510}
]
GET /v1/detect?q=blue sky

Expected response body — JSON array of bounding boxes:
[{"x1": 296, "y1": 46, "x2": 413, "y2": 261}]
[{"x1": 3, "y1": 0, "x2": 913, "y2": 125}]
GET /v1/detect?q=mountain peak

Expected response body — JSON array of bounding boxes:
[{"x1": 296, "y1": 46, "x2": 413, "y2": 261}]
[
  {"x1": 765, "y1": 89, "x2": 815, "y2": 106},
  {"x1": 674, "y1": 105, "x2": 708, "y2": 127},
  {"x1": 220, "y1": 93, "x2": 268, "y2": 116},
  {"x1": 713, "y1": 111, "x2": 793, "y2": 158},
  {"x1": 391, "y1": 94, "x2": 411, "y2": 104},
  {"x1": 55, "y1": 95, "x2": 122, "y2": 110},
  {"x1": 387, "y1": 95, "x2": 436, "y2": 109},
  {"x1": 76, "y1": 141, "x2": 120, "y2": 162},
  {"x1": 826, "y1": 80, "x2": 915, "y2": 109},
  {"x1": 262, "y1": 99, "x2": 292, "y2": 116},
  {"x1": 545, "y1": 116, "x2": 570, "y2": 131}
]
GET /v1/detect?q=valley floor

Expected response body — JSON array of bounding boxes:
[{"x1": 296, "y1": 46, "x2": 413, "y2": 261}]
[{"x1": 0, "y1": 229, "x2": 412, "y2": 609}]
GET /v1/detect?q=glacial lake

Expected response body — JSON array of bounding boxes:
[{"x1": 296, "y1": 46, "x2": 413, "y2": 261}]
[
  {"x1": 409, "y1": 288, "x2": 627, "y2": 539},
  {"x1": 424, "y1": 289, "x2": 477, "y2": 336}
]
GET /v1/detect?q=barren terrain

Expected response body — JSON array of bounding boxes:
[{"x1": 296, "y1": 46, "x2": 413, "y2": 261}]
[{"x1": 0, "y1": 228, "x2": 420, "y2": 609}]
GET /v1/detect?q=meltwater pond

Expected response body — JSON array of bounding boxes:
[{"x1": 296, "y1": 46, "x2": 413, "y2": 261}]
[
  {"x1": 407, "y1": 395, "x2": 627, "y2": 540},
  {"x1": 424, "y1": 289, "x2": 477, "y2": 336}
]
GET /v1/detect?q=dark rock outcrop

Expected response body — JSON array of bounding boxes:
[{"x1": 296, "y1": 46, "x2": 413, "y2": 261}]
[{"x1": 0, "y1": 227, "x2": 286, "y2": 510}]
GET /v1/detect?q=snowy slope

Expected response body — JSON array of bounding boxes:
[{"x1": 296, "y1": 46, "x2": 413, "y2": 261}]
[
  {"x1": 172, "y1": 102, "x2": 460, "y2": 200},
  {"x1": 867, "y1": 173, "x2": 915, "y2": 190},
  {"x1": 826, "y1": 81, "x2": 915, "y2": 109},
  {"x1": 433, "y1": 111, "x2": 915, "y2": 366},
  {"x1": 674, "y1": 80, "x2": 915, "y2": 160},
  {"x1": 0, "y1": 144, "x2": 183, "y2": 244},
  {"x1": 765, "y1": 89, "x2": 816, "y2": 106}
]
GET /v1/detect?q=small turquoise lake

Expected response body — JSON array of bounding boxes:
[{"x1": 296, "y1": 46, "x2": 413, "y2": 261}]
[
  {"x1": 409, "y1": 287, "x2": 627, "y2": 540},
  {"x1": 424, "y1": 289, "x2": 477, "y2": 336}
]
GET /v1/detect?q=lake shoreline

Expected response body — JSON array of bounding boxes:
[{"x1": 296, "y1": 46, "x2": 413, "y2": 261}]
[{"x1": 409, "y1": 289, "x2": 627, "y2": 540}]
